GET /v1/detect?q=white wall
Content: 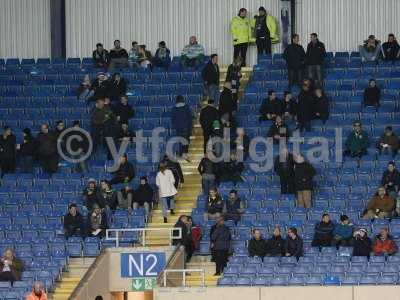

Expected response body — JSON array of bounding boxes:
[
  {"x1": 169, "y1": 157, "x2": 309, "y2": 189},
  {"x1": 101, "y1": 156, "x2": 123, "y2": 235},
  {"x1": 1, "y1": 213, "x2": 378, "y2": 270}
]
[
  {"x1": 65, "y1": 0, "x2": 281, "y2": 65},
  {"x1": 296, "y1": 0, "x2": 400, "y2": 53},
  {"x1": 0, "y1": 0, "x2": 51, "y2": 59}
]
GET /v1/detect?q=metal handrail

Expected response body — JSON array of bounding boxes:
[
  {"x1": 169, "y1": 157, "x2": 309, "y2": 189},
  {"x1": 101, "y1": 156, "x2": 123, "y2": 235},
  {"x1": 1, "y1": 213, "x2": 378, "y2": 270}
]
[
  {"x1": 105, "y1": 227, "x2": 182, "y2": 247},
  {"x1": 162, "y1": 269, "x2": 205, "y2": 287}
]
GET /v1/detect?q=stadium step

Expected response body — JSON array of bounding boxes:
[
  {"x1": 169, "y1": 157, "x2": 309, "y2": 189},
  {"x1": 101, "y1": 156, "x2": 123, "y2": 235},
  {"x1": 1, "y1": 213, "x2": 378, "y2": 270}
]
[{"x1": 185, "y1": 255, "x2": 219, "y2": 286}]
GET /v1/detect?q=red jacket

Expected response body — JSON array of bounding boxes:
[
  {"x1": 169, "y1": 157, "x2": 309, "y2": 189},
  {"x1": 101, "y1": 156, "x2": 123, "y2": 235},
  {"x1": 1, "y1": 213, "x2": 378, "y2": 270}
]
[
  {"x1": 191, "y1": 226, "x2": 202, "y2": 250},
  {"x1": 373, "y1": 237, "x2": 398, "y2": 255}
]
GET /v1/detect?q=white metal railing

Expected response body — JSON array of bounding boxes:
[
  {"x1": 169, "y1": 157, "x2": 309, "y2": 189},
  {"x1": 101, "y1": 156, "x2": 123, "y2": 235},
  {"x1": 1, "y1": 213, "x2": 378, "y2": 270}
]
[
  {"x1": 105, "y1": 227, "x2": 182, "y2": 247},
  {"x1": 163, "y1": 269, "x2": 205, "y2": 287}
]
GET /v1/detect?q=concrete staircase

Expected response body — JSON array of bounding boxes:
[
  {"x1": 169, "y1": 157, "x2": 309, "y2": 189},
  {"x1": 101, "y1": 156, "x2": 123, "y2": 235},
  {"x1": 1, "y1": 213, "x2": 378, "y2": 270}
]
[{"x1": 185, "y1": 255, "x2": 219, "y2": 287}]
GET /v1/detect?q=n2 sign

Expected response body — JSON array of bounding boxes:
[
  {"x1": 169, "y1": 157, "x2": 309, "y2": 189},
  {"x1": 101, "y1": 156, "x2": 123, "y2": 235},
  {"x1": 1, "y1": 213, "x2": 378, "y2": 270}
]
[{"x1": 121, "y1": 252, "x2": 166, "y2": 278}]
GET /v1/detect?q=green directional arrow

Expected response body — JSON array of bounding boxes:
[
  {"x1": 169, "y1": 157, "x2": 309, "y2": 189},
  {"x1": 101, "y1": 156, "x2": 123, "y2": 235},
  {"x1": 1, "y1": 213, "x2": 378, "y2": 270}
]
[{"x1": 132, "y1": 278, "x2": 145, "y2": 291}]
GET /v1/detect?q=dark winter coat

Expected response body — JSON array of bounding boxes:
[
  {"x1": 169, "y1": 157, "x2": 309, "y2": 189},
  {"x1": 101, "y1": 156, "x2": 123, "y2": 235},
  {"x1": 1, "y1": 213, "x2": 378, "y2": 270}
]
[
  {"x1": 248, "y1": 238, "x2": 267, "y2": 257},
  {"x1": 133, "y1": 183, "x2": 154, "y2": 206},
  {"x1": 364, "y1": 86, "x2": 380, "y2": 107},
  {"x1": 382, "y1": 41, "x2": 400, "y2": 61},
  {"x1": 381, "y1": 169, "x2": 400, "y2": 192},
  {"x1": 259, "y1": 98, "x2": 284, "y2": 118},
  {"x1": 312, "y1": 221, "x2": 334, "y2": 247},
  {"x1": 352, "y1": 236, "x2": 372, "y2": 257},
  {"x1": 211, "y1": 224, "x2": 231, "y2": 250},
  {"x1": 0, "y1": 134, "x2": 16, "y2": 159},
  {"x1": 82, "y1": 187, "x2": 102, "y2": 211},
  {"x1": 36, "y1": 132, "x2": 57, "y2": 157},
  {"x1": 172, "y1": 219, "x2": 191, "y2": 247},
  {"x1": 205, "y1": 195, "x2": 224, "y2": 214},
  {"x1": 294, "y1": 161, "x2": 316, "y2": 191},
  {"x1": 114, "y1": 161, "x2": 135, "y2": 181},
  {"x1": 305, "y1": 40, "x2": 326, "y2": 65},
  {"x1": 297, "y1": 90, "x2": 314, "y2": 123},
  {"x1": 266, "y1": 235, "x2": 285, "y2": 256},
  {"x1": 274, "y1": 153, "x2": 295, "y2": 179},
  {"x1": 202, "y1": 62, "x2": 220, "y2": 86},
  {"x1": 198, "y1": 157, "x2": 216, "y2": 175},
  {"x1": 283, "y1": 43, "x2": 306, "y2": 69},
  {"x1": 219, "y1": 87, "x2": 236, "y2": 115},
  {"x1": 19, "y1": 134, "x2": 36, "y2": 157},
  {"x1": 284, "y1": 236, "x2": 303, "y2": 258},
  {"x1": 267, "y1": 123, "x2": 290, "y2": 144},
  {"x1": 171, "y1": 103, "x2": 193, "y2": 131},
  {"x1": 313, "y1": 95, "x2": 329, "y2": 120},
  {"x1": 109, "y1": 48, "x2": 128, "y2": 60},
  {"x1": 108, "y1": 78, "x2": 127, "y2": 101},
  {"x1": 282, "y1": 99, "x2": 297, "y2": 116},
  {"x1": 200, "y1": 105, "x2": 219, "y2": 133},
  {"x1": 64, "y1": 212, "x2": 84, "y2": 233},
  {"x1": 92, "y1": 49, "x2": 109, "y2": 66},
  {"x1": 113, "y1": 102, "x2": 134, "y2": 124}
]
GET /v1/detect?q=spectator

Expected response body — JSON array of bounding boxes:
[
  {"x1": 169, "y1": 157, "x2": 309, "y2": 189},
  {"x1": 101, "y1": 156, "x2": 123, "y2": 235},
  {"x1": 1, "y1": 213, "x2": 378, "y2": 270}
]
[
  {"x1": 223, "y1": 189, "x2": 245, "y2": 224},
  {"x1": 252, "y1": 7, "x2": 279, "y2": 55},
  {"x1": 77, "y1": 74, "x2": 94, "y2": 100},
  {"x1": 88, "y1": 204, "x2": 107, "y2": 237},
  {"x1": 312, "y1": 88, "x2": 329, "y2": 124},
  {"x1": 202, "y1": 54, "x2": 220, "y2": 104},
  {"x1": 0, "y1": 248, "x2": 23, "y2": 282},
  {"x1": 181, "y1": 36, "x2": 205, "y2": 67},
  {"x1": 117, "y1": 186, "x2": 133, "y2": 213},
  {"x1": 332, "y1": 215, "x2": 353, "y2": 248},
  {"x1": 248, "y1": 229, "x2": 267, "y2": 258},
  {"x1": 82, "y1": 178, "x2": 100, "y2": 211},
  {"x1": 173, "y1": 215, "x2": 193, "y2": 261},
  {"x1": 274, "y1": 148, "x2": 295, "y2": 194},
  {"x1": 92, "y1": 43, "x2": 109, "y2": 68},
  {"x1": 230, "y1": 8, "x2": 250, "y2": 66},
  {"x1": 138, "y1": 45, "x2": 152, "y2": 69},
  {"x1": 297, "y1": 80, "x2": 314, "y2": 132},
  {"x1": 54, "y1": 120, "x2": 65, "y2": 141},
  {"x1": 211, "y1": 216, "x2": 231, "y2": 275},
  {"x1": 109, "y1": 39, "x2": 128, "y2": 70},
  {"x1": 377, "y1": 126, "x2": 399, "y2": 157},
  {"x1": 36, "y1": 124, "x2": 58, "y2": 174},
  {"x1": 133, "y1": 177, "x2": 153, "y2": 215},
  {"x1": 204, "y1": 187, "x2": 224, "y2": 221},
  {"x1": 259, "y1": 90, "x2": 283, "y2": 121},
  {"x1": 219, "y1": 82, "x2": 236, "y2": 120},
  {"x1": 344, "y1": 121, "x2": 370, "y2": 158},
  {"x1": 109, "y1": 154, "x2": 135, "y2": 185},
  {"x1": 372, "y1": 228, "x2": 398, "y2": 256},
  {"x1": 359, "y1": 35, "x2": 382, "y2": 62},
  {"x1": 200, "y1": 100, "x2": 219, "y2": 153},
  {"x1": 163, "y1": 155, "x2": 184, "y2": 189},
  {"x1": 25, "y1": 281, "x2": 47, "y2": 300},
  {"x1": 156, "y1": 162, "x2": 177, "y2": 223},
  {"x1": 352, "y1": 228, "x2": 372, "y2": 257},
  {"x1": 18, "y1": 128, "x2": 36, "y2": 173},
  {"x1": 225, "y1": 57, "x2": 242, "y2": 103},
  {"x1": 198, "y1": 152, "x2": 217, "y2": 196},
  {"x1": 171, "y1": 95, "x2": 193, "y2": 160},
  {"x1": 117, "y1": 123, "x2": 135, "y2": 144},
  {"x1": 266, "y1": 226, "x2": 285, "y2": 257},
  {"x1": 187, "y1": 216, "x2": 202, "y2": 252},
  {"x1": 98, "y1": 180, "x2": 118, "y2": 211},
  {"x1": 267, "y1": 115, "x2": 290, "y2": 145},
  {"x1": 108, "y1": 73, "x2": 127, "y2": 102},
  {"x1": 234, "y1": 127, "x2": 250, "y2": 161},
  {"x1": 0, "y1": 126, "x2": 16, "y2": 176},
  {"x1": 312, "y1": 213, "x2": 334, "y2": 247},
  {"x1": 381, "y1": 162, "x2": 400, "y2": 199},
  {"x1": 218, "y1": 152, "x2": 244, "y2": 185},
  {"x1": 128, "y1": 41, "x2": 139, "y2": 68},
  {"x1": 89, "y1": 72, "x2": 111, "y2": 102},
  {"x1": 294, "y1": 154, "x2": 316, "y2": 208},
  {"x1": 91, "y1": 99, "x2": 107, "y2": 151},
  {"x1": 305, "y1": 33, "x2": 326, "y2": 86},
  {"x1": 282, "y1": 91, "x2": 297, "y2": 122},
  {"x1": 153, "y1": 41, "x2": 171, "y2": 70},
  {"x1": 112, "y1": 95, "x2": 134, "y2": 125},
  {"x1": 64, "y1": 203, "x2": 84, "y2": 239},
  {"x1": 381, "y1": 33, "x2": 400, "y2": 62},
  {"x1": 363, "y1": 79, "x2": 380, "y2": 108},
  {"x1": 363, "y1": 186, "x2": 395, "y2": 219},
  {"x1": 283, "y1": 34, "x2": 306, "y2": 88},
  {"x1": 284, "y1": 227, "x2": 303, "y2": 259}
]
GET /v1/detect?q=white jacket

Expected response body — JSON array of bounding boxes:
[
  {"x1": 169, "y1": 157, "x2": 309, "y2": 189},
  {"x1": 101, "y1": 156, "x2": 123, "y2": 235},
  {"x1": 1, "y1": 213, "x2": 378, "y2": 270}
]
[{"x1": 156, "y1": 169, "x2": 177, "y2": 198}]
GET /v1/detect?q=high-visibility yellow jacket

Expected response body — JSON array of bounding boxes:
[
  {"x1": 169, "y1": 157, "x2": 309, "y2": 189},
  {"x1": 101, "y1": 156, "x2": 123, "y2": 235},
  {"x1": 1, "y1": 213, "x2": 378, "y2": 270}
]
[
  {"x1": 250, "y1": 14, "x2": 280, "y2": 44},
  {"x1": 230, "y1": 16, "x2": 252, "y2": 45}
]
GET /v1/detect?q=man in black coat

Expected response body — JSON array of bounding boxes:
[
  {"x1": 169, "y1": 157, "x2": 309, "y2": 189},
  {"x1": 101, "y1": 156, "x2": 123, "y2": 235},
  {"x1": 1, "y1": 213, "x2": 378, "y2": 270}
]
[
  {"x1": 267, "y1": 115, "x2": 290, "y2": 145},
  {"x1": 113, "y1": 96, "x2": 135, "y2": 125},
  {"x1": 92, "y1": 43, "x2": 109, "y2": 68},
  {"x1": 200, "y1": 100, "x2": 219, "y2": 153},
  {"x1": 382, "y1": 34, "x2": 400, "y2": 62},
  {"x1": 133, "y1": 176, "x2": 154, "y2": 214},
  {"x1": 283, "y1": 34, "x2": 306, "y2": 88},
  {"x1": 248, "y1": 229, "x2": 267, "y2": 258},
  {"x1": 202, "y1": 54, "x2": 220, "y2": 103},
  {"x1": 108, "y1": 73, "x2": 127, "y2": 102},
  {"x1": 172, "y1": 215, "x2": 193, "y2": 261},
  {"x1": 305, "y1": 33, "x2": 326, "y2": 87},
  {"x1": 266, "y1": 226, "x2": 285, "y2": 256},
  {"x1": 89, "y1": 72, "x2": 112, "y2": 102},
  {"x1": 219, "y1": 82, "x2": 236, "y2": 120},
  {"x1": 274, "y1": 148, "x2": 295, "y2": 194},
  {"x1": 259, "y1": 90, "x2": 283, "y2": 121},
  {"x1": 64, "y1": 203, "x2": 84, "y2": 239},
  {"x1": 297, "y1": 80, "x2": 314, "y2": 132},
  {"x1": 210, "y1": 216, "x2": 231, "y2": 275},
  {"x1": 312, "y1": 88, "x2": 329, "y2": 124},
  {"x1": 294, "y1": 154, "x2": 316, "y2": 208},
  {"x1": 0, "y1": 126, "x2": 16, "y2": 176},
  {"x1": 36, "y1": 124, "x2": 58, "y2": 174}
]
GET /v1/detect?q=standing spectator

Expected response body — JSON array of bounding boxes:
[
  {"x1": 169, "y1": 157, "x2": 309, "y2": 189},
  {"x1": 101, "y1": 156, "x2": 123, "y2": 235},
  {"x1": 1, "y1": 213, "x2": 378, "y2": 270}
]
[
  {"x1": 219, "y1": 82, "x2": 235, "y2": 119},
  {"x1": 172, "y1": 215, "x2": 193, "y2": 261},
  {"x1": 284, "y1": 227, "x2": 303, "y2": 259},
  {"x1": 248, "y1": 229, "x2": 267, "y2": 258},
  {"x1": 163, "y1": 155, "x2": 184, "y2": 189},
  {"x1": 153, "y1": 41, "x2": 171, "y2": 70},
  {"x1": 230, "y1": 8, "x2": 250, "y2": 66},
  {"x1": 363, "y1": 79, "x2": 380, "y2": 108},
  {"x1": 0, "y1": 248, "x2": 23, "y2": 283},
  {"x1": 26, "y1": 282, "x2": 47, "y2": 300},
  {"x1": 381, "y1": 34, "x2": 400, "y2": 62},
  {"x1": 267, "y1": 115, "x2": 290, "y2": 145},
  {"x1": 223, "y1": 189, "x2": 245, "y2": 224},
  {"x1": 92, "y1": 43, "x2": 109, "y2": 68},
  {"x1": 133, "y1": 177, "x2": 154, "y2": 214},
  {"x1": 352, "y1": 228, "x2": 372, "y2": 257},
  {"x1": 265, "y1": 226, "x2": 285, "y2": 257},
  {"x1": 180, "y1": 36, "x2": 205, "y2": 68},
  {"x1": 225, "y1": 57, "x2": 242, "y2": 103},
  {"x1": 76, "y1": 74, "x2": 94, "y2": 100},
  {"x1": 293, "y1": 154, "x2": 316, "y2": 209},
  {"x1": 283, "y1": 34, "x2": 306, "y2": 88},
  {"x1": 91, "y1": 99, "x2": 107, "y2": 151},
  {"x1": 311, "y1": 213, "x2": 334, "y2": 247},
  {"x1": 18, "y1": 128, "x2": 36, "y2": 173},
  {"x1": 377, "y1": 126, "x2": 399, "y2": 157},
  {"x1": 359, "y1": 35, "x2": 382, "y2": 62},
  {"x1": 98, "y1": 180, "x2": 118, "y2": 211},
  {"x1": 204, "y1": 188, "x2": 224, "y2": 221},
  {"x1": 332, "y1": 215, "x2": 353, "y2": 248},
  {"x1": 297, "y1": 80, "x2": 314, "y2": 132},
  {"x1": 211, "y1": 216, "x2": 231, "y2": 275},
  {"x1": 187, "y1": 216, "x2": 202, "y2": 252},
  {"x1": 137, "y1": 45, "x2": 152, "y2": 69},
  {"x1": 381, "y1": 162, "x2": 400, "y2": 199},
  {"x1": 344, "y1": 121, "x2": 370, "y2": 158},
  {"x1": 128, "y1": 41, "x2": 139, "y2": 68},
  {"x1": 82, "y1": 178, "x2": 100, "y2": 211},
  {"x1": 108, "y1": 73, "x2": 127, "y2": 102},
  {"x1": 363, "y1": 186, "x2": 395, "y2": 219},
  {"x1": 89, "y1": 72, "x2": 111, "y2": 102},
  {"x1": 36, "y1": 124, "x2": 58, "y2": 174},
  {"x1": 200, "y1": 100, "x2": 219, "y2": 153},
  {"x1": 113, "y1": 95, "x2": 135, "y2": 125},
  {"x1": 312, "y1": 88, "x2": 329, "y2": 124},
  {"x1": 117, "y1": 186, "x2": 133, "y2": 213},
  {"x1": 156, "y1": 162, "x2": 177, "y2": 223},
  {"x1": 305, "y1": 33, "x2": 326, "y2": 86},
  {"x1": 63, "y1": 203, "x2": 84, "y2": 239},
  {"x1": 202, "y1": 54, "x2": 220, "y2": 103},
  {"x1": 259, "y1": 90, "x2": 283, "y2": 121},
  {"x1": 282, "y1": 91, "x2": 297, "y2": 122},
  {"x1": 252, "y1": 7, "x2": 279, "y2": 55},
  {"x1": 0, "y1": 126, "x2": 16, "y2": 176},
  {"x1": 372, "y1": 228, "x2": 398, "y2": 256},
  {"x1": 198, "y1": 152, "x2": 217, "y2": 196},
  {"x1": 87, "y1": 204, "x2": 108, "y2": 237},
  {"x1": 274, "y1": 148, "x2": 295, "y2": 194},
  {"x1": 171, "y1": 95, "x2": 193, "y2": 160},
  {"x1": 109, "y1": 39, "x2": 129, "y2": 70},
  {"x1": 109, "y1": 154, "x2": 135, "y2": 185}
]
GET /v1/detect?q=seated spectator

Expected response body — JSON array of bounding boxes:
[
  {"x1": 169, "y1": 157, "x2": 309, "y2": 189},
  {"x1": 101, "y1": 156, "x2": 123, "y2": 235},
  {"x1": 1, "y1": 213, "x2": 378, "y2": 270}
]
[
  {"x1": 82, "y1": 178, "x2": 100, "y2": 211},
  {"x1": 181, "y1": 36, "x2": 205, "y2": 67},
  {"x1": 108, "y1": 73, "x2": 127, "y2": 102},
  {"x1": 219, "y1": 82, "x2": 236, "y2": 119},
  {"x1": 113, "y1": 96, "x2": 135, "y2": 125},
  {"x1": 259, "y1": 90, "x2": 283, "y2": 121},
  {"x1": 202, "y1": 54, "x2": 220, "y2": 104},
  {"x1": 359, "y1": 35, "x2": 382, "y2": 62},
  {"x1": 110, "y1": 154, "x2": 135, "y2": 185},
  {"x1": 312, "y1": 88, "x2": 329, "y2": 124},
  {"x1": 133, "y1": 176, "x2": 154, "y2": 215},
  {"x1": 138, "y1": 45, "x2": 152, "y2": 68},
  {"x1": 381, "y1": 33, "x2": 400, "y2": 61},
  {"x1": 284, "y1": 227, "x2": 303, "y2": 259},
  {"x1": 377, "y1": 126, "x2": 399, "y2": 157},
  {"x1": 332, "y1": 215, "x2": 353, "y2": 248},
  {"x1": 293, "y1": 154, "x2": 316, "y2": 209},
  {"x1": 18, "y1": 128, "x2": 36, "y2": 173},
  {"x1": 363, "y1": 186, "x2": 395, "y2": 219},
  {"x1": 117, "y1": 185, "x2": 133, "y2": 213},
  {"x1": 274, "y1": 147, "x2": 295, "y2": 194},
  {"x1": 198, "y1": 152, "x2": 217, "y2": 196},
  {"x1": 36, "y1": 124, "x2": 58, "y2": 174},
  {"x1": 98, "y1": 180, "x2": 118, "y2": 211},
  {"x1": 266, "y1": 226, "x2": 285, "y2": 257},
  {"x1": 153, "y1": 41, "x2": 171, "y2": 70},
  {"x1": 234, "y1": 127, "x2": 250, "y2": 160},
  {"x1": 381, "y1": 162, "x2": 400, "y2": 199},
  {"x1": 223, "y1": 189, "x2": 245, "y2": 224},
  {"x1": 117, "y1": 123, "x2": 135, "y2": 143},
  {"x1": 210, "y1": 216, "x2": 231, "y2": 275},
  {"x1": 218, "y1": 152, "x2": 244, "y2": 185},
  {"x1": 0, "y1": 126, "x2": 16, "y2": 176},
  {"x1": 0, "y1": 248, "x2": 23, "y2": 283},
  {"x1": 204, "y1": 187, "x2": 224, "y2": 221},
  {"x1": 89, "y1": 72, "x2": 111, "y2": 102},
  {"x1": 77, "y1": 74, "x2": 94, "y2": 100},
  {"x1": 267, "y1": 115, "x2": 290, "y2": 145},
  {"x1": 109, "y1": 39, "x2": 129, "y2": 70},
  {"x1": 173, "y1": 215, "x2": 193, "y2": 261},
  {"x1": 248, "y1": 229, "x2": 267, "y2": 258},
  {"x1": 187, "y1": 216, "x2": 202, "y2": 252},
  {"x1": 344, "y1": 121, "x2": 369, "y2": 158},
  {"x1": 312, "y1": 213, "x2": 334, "y2": 247},
  {"x1": 282, "y1": 91, "x2": 297, "y2": 122},
  {"x1": 363, "y1": 79, "x2": 380, "y2": 108},
  {"x1": 63, "y1": 203, "x2": 84, "y2": 239},
  {"x1": 352, "y1": 228, "x2": 372, "y2": 257},
  {"x1": 373, "y1": 228, "x2": 398, "y2": 256},
  {"x1": 88, "y1": 204, "x2": 107, "y2": 237},
  {"x1": 128, "y1": 41, "x2": 139, "y2": 68},
  {"x1": 26, "y1": 281, "x2": 47, "y2": 300},
  {"x1": 92, "y1": 43, "x2": 109, "y2": 68}
]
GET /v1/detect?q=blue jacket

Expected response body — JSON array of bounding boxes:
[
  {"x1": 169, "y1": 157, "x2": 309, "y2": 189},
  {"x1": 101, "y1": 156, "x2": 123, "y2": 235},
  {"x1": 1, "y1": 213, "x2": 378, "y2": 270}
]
[
  {"x1": 171, "y1": 103, "x2": 193, "y2": 131},
  {"x1": 333, "y1": 223, "x2": 353, "y2": 239},
  {"x1": 211, "y1": 224, "x2": 231, "y2": 250}
]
